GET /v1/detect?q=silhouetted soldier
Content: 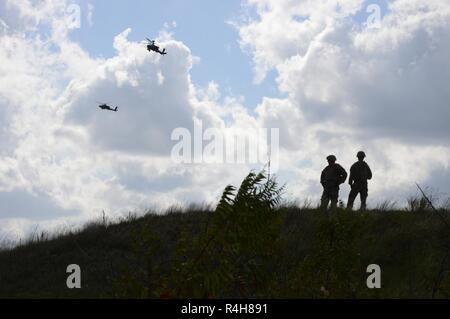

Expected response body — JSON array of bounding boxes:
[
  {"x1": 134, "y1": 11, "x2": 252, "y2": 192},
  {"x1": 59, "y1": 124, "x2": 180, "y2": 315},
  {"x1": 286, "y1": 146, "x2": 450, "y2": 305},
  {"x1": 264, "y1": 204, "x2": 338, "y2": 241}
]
[
  {"x1": 347, "y1": 151, "x2": 372, "y2": 210},
  {"x1": 320, "y1": 155, "x2": 347, "y2": 211}
]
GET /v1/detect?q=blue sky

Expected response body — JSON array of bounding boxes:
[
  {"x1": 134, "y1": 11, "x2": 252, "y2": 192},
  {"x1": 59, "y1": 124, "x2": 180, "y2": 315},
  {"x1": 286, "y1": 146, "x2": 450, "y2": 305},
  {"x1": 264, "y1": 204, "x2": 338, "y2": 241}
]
[
  {"x1": 70, "y1": 0, "x2": 280, "y2": 108},
  {"x1": 68, "y1": 0, "x2": 389, "y2": 108}
]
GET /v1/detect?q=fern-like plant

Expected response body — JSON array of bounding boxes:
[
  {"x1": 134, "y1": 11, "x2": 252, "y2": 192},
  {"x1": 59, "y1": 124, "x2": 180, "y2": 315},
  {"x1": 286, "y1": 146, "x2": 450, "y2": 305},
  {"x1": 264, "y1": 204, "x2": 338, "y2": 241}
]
[{"x1": 172, "y1": 170, "x2": 284, "y2": 298}]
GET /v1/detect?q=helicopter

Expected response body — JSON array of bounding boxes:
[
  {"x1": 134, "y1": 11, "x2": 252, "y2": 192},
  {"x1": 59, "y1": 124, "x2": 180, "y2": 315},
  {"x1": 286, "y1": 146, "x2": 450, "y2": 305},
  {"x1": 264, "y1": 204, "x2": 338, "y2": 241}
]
[
  {"x1": 97, "y1": 102, "x2": 118, "y2": 112},
  {"x1": 143, "y1": 38, "x2": 167, "y2": 55}
]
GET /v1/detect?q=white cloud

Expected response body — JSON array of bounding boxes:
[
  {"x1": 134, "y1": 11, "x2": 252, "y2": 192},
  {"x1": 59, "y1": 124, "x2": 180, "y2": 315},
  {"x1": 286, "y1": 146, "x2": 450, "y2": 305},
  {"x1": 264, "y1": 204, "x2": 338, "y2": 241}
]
[
  {"x1": 63, "y1": 28, "x2": 197, "y2": 156},
  {"x1": 237, "y1": 0, "x2": 450, "y2": 204},
  {"x1": 0, "y1": 0, "x2": 259, "y2": 240},
  {"x1": 236, "y1": 0, "x2": 364, "y2": 83},
  {"x1": 1, "y1": 0, "x2": 450, "y2": 241}
]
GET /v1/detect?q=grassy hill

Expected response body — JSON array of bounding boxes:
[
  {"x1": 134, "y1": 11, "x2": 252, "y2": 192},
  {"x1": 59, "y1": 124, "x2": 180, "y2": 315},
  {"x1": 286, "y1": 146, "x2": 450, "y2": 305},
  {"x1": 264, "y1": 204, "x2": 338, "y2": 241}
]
[{"x1": 1, "y1": 171, "x2": 450, "y2": 299}]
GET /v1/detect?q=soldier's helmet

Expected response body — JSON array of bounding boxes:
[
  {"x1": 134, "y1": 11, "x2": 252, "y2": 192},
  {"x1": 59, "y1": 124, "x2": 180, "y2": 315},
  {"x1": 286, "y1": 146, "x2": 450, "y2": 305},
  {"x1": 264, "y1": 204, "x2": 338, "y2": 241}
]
[
  {"x1": 326, "y1": 155, "x2": 337, "y2": 162},
  {"x1": 357, "y1": 151, "x2": 366, "y2": 159}
]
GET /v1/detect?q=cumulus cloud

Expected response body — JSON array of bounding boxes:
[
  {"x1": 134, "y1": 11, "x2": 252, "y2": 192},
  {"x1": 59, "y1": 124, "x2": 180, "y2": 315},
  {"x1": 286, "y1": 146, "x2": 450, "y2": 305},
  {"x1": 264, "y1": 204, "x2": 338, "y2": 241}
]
[
  {"x1": 237, "y1": 0, "x2": 450, "y2": 203},
  {"x1": 64, "y1": 28, "x2": 197, "y2": 156},
  {"x1": 0, "y1": 0, "x2": 260, "y2": 240},
  {"x1": 1, "y1": 0, "x2": 450, "y2": 240}
]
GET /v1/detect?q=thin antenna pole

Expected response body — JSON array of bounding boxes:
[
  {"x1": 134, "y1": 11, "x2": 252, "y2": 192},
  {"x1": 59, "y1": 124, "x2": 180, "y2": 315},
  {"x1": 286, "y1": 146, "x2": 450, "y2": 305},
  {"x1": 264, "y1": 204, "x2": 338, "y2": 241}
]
[
  {"x1": 416, "y1": 183, "x2": 450, "y2": 228},
  {"x1": 268, "y1": 143, "x2": 271, "y2": 180}
]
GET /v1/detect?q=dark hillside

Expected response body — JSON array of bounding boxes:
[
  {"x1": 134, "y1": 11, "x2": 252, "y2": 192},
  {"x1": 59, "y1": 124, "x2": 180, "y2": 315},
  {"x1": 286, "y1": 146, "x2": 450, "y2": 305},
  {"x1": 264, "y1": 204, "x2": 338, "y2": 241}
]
[{"x1": 1, "y1": 172, "x2": 449, "y2": 299}]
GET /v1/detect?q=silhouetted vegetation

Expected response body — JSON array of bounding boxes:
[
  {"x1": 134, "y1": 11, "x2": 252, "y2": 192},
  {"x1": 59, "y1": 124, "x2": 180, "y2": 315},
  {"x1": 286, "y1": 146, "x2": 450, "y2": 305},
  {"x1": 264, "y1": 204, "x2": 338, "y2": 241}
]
[{"x1": 0, "y1": 171, "x2": 450, "y2": 299}]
